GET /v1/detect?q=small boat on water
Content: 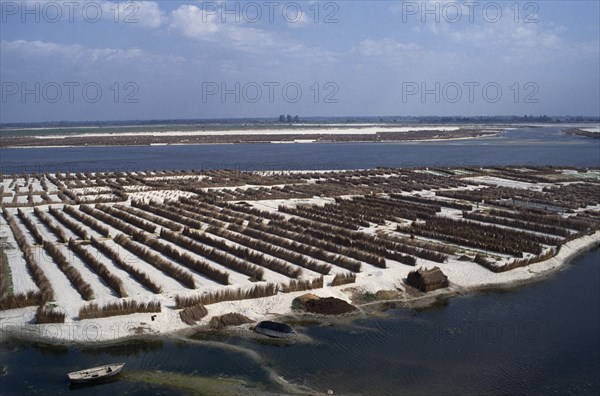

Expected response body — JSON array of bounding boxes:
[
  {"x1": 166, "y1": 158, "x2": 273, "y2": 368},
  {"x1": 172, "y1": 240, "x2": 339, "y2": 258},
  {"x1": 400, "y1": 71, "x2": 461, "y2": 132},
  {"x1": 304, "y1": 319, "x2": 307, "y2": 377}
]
[
  {"x1": 67, "y1": 363, "x2": 125, "y2": 383},
  {"x1": 254, "y1": 321, "x2": 296, "y2": 338}
]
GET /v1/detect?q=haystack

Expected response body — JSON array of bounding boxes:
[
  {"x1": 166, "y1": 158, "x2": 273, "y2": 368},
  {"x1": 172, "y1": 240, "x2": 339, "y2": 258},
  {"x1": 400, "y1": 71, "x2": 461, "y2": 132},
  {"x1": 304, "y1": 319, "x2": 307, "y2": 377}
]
[
  {"x1": 208, "y1": 313, "x2": 254, "y2": 330},
  {"x1": 406, "y1": 267, "x2": 449, "y2": 292}
]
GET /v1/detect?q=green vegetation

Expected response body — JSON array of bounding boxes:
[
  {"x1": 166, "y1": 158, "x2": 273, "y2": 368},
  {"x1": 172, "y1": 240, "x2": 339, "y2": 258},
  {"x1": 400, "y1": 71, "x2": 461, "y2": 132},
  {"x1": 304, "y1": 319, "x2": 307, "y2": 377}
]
[
  {"x1": 123, "y1": 370, "x2": 257, "y2": 396},
  {"x1": 362, "y1": 292, "x2": 378, "y2": 302},
  {"x1": 291, "y1": 298, "x2": 305, "y2": 310},
  {"x1": 1, "y1": 238, "x2": 14, "y2": 297}
]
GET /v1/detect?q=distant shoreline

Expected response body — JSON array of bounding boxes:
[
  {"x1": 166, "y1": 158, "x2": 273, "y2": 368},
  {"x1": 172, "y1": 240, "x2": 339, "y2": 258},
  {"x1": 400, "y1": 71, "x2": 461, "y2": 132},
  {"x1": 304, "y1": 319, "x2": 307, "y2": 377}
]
[
  {"x1": 0, "y1": 127, "x2": 500, "y2": 148},
  {"x1": 0, "y1": 134, "x2": 500, "y2": 150},
  {"x1": 563, "y1": 128, "x2": 600, "y2": 139}
]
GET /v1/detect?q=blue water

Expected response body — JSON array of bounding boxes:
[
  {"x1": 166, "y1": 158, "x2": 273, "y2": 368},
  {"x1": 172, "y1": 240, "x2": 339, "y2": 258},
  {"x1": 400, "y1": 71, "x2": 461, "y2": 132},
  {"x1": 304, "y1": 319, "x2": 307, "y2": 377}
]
[
  {"x1": 247, "y1": 248, "x2": 600, "y2": 395},
  {"x1": 1, "y1": 127, "x2": 599, "y2": 174}
]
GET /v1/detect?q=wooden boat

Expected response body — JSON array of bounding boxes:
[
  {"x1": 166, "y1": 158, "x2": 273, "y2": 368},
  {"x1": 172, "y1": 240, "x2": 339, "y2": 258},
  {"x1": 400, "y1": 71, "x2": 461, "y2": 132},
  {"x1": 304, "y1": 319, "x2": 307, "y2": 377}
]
[
  {"x1": 254, "y1": 321, "x2": 296, "y2": 338},
  {"x1": 67, "y1": 363, "x2": 125, "y2": 383}
]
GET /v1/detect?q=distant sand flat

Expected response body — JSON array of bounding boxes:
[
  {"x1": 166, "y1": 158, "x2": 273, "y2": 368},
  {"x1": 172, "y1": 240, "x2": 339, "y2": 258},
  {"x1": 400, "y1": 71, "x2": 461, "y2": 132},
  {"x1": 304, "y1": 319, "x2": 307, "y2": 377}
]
[{"x1": 0, "y1": 125, "x2": 501, "y2": 147}]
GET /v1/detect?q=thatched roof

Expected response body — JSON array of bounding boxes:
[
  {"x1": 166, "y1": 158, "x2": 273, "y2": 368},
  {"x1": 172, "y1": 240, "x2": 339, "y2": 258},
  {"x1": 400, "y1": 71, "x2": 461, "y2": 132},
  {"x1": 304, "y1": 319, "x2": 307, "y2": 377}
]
[{"x1": 406, "y1": 266, "x2": 449, "y2": 292}]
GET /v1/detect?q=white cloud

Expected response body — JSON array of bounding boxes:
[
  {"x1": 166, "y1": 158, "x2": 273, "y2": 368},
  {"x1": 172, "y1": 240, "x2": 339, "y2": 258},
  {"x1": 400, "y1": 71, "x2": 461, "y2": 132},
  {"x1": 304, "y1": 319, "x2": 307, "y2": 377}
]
[
  {"x1": 1, "y1": 39, "x2": 184, "y2": 66},
  {"x1": 446, "y1": 20, "x2": 563, "y2": 50},
  {"x1": 286, "y1": 8, "x2": 313, "y2": 29},
  {"x1": 111, "y1": 1, "x2": 165, "y2": 29},
  {"x1": 356, "y1": 38, "x2": 422, "y2": 57},
  {"x1": 168, "y1": 4, "x2": 286, "y2": 53},
  {"x1": 15, "y1": 1, "x2": 166, "y2": 28},
  {"x1": 168, "y1": 4, "x2": 220, "y2": 40}
]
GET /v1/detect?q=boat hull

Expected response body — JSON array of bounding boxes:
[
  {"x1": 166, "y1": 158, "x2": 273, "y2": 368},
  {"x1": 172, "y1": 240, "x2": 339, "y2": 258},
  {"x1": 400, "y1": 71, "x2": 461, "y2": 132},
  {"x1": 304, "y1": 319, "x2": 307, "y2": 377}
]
[
  {"x1": 68, "y1": 363, "x2": 125, "y2": 383},
  {"x1": 254, "y1": 321, "x2": 296, "y2": 338}
]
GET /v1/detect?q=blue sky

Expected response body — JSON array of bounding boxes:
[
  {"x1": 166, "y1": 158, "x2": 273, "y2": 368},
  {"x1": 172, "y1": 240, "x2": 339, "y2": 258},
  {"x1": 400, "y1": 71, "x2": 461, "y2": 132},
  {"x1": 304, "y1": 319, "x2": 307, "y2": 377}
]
[{"x1": 0, "y1": 0, "x2": 598, "y2": 122}]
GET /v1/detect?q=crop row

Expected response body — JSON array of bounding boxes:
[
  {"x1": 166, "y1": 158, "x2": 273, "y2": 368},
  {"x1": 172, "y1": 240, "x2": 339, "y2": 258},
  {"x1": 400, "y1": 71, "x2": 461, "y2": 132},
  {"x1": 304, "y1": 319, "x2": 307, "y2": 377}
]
[
  {"x1": 35, "y1": 306, "x2": 66, "y2": 323},
  {"x1": 0, "y1": 249, "x2": 10, "y2": 305},
  {"x1": 131, "y1": 231, "x2": 231, "y2": 285},
  {"x1": 49, "y1": 207, "x2": 89, "y2": 240},
  {"x1": 435, "y1": 187, "x2": 511, "y2": 203},
  {"x1": 180, "y1": 228, "x2": 302, "y2": 279},
  {"x1": 331, "y1": 272, "x2": 357, "y2": 286},
  {"x1": 43, "y1": 241, "x2": 94, "y2": 300},
  {"x1": 339, "y1": 198, "x2": 415, "y2": 223},
  {"x1": 208, "y1": 225, "x2": 326, "y2": 276},
  {"x1": 63, "y1": 205, "x2": 111, "y2": 237},
  {"x1": 377, "y1": 233, "x2": 453, "y2": 260},
  {"x1": 3, "y1": 210, "x2": 54, "y2": 302},
  {"x1": 539, "y1": 183, "x2": 600, "y2": 209},
  {"x1": 79, "y1": 300, "x2": 161, "y2": 320},
  {"x1": 114, "y1": 204, "x2": 183, "y2": 231},
  {"x1": 406, "y1": 217, "x2": 551, "y2": 256},
  {"x1": 228, "y1": 223, "x2": 339, "y2": 273},
  {"x1": 303, "y1": 201, "x2": 375, "y2": 226},
  {"x1": 278, "y1": 205, "x2": 360, "y2": 230},
  {"x1": 174, "y1": 200, "x2": 243, "y2": 226},
  {"x1": 339, "y1": 198, "x2": 417, "y2": 224},
  {"x1": 179, "y1": 303, "x2": 208, "y2": 325},
  {"x1": 17, "y1": 209, "x2": 44, "y2": 244},
  {"x1": 273, "y1": 217, "x2": 441, "y2": 263},
  {"x1": 243, "y1": 221, "x2": 374, "y2": 270},
  {"x1": 68, "y1": 240, "x2": 127, "y2": 297},
  {"x1": 463, "y1": 211, "x2": 572, "y2": 237},
  {"x1": 389, "y1": 193, "x2": 472, "y2": 211},
  {"x1": 175, "y1": 283, "x2": 278, "y2": 308},
  {"x1": 33, "y1": 207, "x2": 68, "y2": 243},
  {"x1": 357, "y1": 195, "x2": 440, "y2": 219},
  {"x1": 90, "y1": 237, "x2": 162, "y2": 293},
  {"x1": 0, "y1": 290, "x2": 43, "y2": 310},
  {"x1": 113, "y1": 234, "x2": 196, "y2": 289},
  {"x1": 96, "y1": 204, "x2": 157, "y2": 234},
  {"x1": 80, "y1": 205, "x2": 138, "y2": 236},
  {"x1": 282, "y1": 277, "x2": 324, "y2": 293},
  {"x1": 487, "y1": 208, "x2": 597, "y2": 232},
  {"x1": 213, "y1": 201, "x2": 285, "y2": 221},
  {"x1": 161, "y1": 201, "x2": 226, "y2": 227},
  {"x1": 130, "y1": 201, "x2": 203, "y2": 229},
  {"x1": 474, "y1": 247, "x2": 558, "y2": 273},
  {"x1": 159, "y1": 229, "x2": 264, "y2": 281}
]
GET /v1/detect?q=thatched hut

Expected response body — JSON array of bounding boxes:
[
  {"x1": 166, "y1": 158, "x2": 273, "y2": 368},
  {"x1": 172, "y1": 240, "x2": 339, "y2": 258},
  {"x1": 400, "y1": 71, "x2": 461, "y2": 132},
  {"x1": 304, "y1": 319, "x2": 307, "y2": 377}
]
[{"x1": 406, "y1": 267, "x2": 449, "y2": 292}]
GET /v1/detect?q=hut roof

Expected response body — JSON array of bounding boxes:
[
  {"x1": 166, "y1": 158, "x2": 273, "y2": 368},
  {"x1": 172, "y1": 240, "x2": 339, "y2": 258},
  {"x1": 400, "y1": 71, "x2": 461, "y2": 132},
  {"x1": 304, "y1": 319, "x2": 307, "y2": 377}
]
[{"x1": 406, "y1": 266, "x2": 449, "y2": 292}]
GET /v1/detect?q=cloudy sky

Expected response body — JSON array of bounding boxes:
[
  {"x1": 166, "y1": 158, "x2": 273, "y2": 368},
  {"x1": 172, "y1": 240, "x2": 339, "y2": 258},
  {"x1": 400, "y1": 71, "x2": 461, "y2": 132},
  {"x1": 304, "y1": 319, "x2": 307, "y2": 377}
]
[{"x1": 1, "y1": 0, "x2": 598, "y2": 122}]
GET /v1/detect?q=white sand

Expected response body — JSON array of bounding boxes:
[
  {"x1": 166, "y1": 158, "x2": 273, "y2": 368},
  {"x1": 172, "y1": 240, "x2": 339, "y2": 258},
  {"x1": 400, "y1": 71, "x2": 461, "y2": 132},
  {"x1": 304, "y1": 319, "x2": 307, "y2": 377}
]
[
  {"x1": 463, "y1": 176, "x2": 549, "y2": 191},
  {"x1": 0, "y1": 216, "x2": 39, "y2": 294},
  {"x1": 31, "y1": 126, "x2": 465, "y2": 140},
  {"x1": 1, "y1": 171, "x2": 599, "y2": 344},
  {"x1": 581, "y1": 127, "x2": 600, "y2": 133},
  {"x1": 1, "y1": 224, "x2": 597, "y2": 345}
]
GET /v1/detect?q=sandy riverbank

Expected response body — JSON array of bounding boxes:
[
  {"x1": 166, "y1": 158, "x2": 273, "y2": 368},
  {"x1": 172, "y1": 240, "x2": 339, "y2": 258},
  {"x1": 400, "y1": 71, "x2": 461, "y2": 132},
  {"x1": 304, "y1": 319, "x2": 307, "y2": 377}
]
[
  {"x1": 0, "y1": 127, "x2": 501, "y2": 148},
  {"x1": 1, "y1": 231, "x2": 598, "y2": 345}
]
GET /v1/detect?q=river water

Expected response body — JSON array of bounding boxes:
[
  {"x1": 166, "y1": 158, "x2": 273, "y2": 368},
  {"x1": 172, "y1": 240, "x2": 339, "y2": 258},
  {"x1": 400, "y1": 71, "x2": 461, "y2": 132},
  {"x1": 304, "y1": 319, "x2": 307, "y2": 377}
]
[
  {"x1": 0, "y1": 126, "x2": 599, "y2": 394},
  {"x1": 1, "y1": 127, "x2": 599, "y2": 174}
]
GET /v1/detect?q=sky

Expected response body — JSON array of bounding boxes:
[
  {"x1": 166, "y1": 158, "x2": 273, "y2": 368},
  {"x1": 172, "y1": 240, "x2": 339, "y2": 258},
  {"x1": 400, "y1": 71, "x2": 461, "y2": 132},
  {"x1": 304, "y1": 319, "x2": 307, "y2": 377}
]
[{"x1": 0, "y1": 0, "x2": 599, "y2": 122}]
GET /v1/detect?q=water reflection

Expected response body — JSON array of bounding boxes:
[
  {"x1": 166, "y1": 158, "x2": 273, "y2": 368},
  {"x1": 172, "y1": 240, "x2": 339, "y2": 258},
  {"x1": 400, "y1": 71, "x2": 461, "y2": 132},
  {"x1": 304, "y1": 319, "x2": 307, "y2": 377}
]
[{"x1": 80, "y1": 340, "x2": 164, "y2": 358}]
